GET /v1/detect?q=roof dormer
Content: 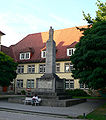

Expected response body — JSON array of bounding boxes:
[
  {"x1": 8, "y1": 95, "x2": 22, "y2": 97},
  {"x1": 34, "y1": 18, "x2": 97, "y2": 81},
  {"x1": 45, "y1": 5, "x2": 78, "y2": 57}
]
[
  {"x1": 67, "y1": 41, "x2": 77, "y2": 56},
  {"x1": 41, "y1": 50, "x2": 46, "y2": 58},
  {"x1": 67, "y1": 48, "x2": 76, "y2": 56},
  {"x1": 19, "y1": 47, "x2": 34, "y2": 60},
  {"x1": 20, "y1": 52, "x2": 31, "y2": 60}
]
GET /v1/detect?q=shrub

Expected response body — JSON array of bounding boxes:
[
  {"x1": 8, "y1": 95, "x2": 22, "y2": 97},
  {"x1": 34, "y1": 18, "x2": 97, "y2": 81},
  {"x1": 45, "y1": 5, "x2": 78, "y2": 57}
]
[
  {"x1": 21, "y1": 90, "x2": 26, "y2": 95},
  {"x1": 65, "y1": 89, "x2": 89, "y2": 96}
]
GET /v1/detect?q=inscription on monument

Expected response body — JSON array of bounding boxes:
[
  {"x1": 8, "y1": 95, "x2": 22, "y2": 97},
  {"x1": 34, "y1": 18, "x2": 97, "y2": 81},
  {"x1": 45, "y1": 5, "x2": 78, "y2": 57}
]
[{"x1": 38, "y1": 79, "x2": 52, "y2": 89}]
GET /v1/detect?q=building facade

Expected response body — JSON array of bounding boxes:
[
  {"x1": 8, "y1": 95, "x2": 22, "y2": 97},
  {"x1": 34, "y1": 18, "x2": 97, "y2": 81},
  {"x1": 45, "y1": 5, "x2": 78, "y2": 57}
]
[{"x1": 1, "y1": 26, "x2": 88, "y2": 94}]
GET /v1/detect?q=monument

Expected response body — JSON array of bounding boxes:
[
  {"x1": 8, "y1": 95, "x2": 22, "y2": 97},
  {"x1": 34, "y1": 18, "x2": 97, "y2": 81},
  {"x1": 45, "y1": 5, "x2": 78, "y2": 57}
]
[
  {"x1": 36, "y1": 26, "x2": 64, "y2": 94},
  {"x1": 35, "y1": 27, "x2": 86, "y2": 107}
]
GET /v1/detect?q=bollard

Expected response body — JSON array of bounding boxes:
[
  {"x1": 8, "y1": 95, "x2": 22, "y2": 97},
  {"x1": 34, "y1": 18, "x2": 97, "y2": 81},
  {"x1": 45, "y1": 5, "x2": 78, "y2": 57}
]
[{"x1": 83, "y1": 113, "x2": 86, "y2": 118}]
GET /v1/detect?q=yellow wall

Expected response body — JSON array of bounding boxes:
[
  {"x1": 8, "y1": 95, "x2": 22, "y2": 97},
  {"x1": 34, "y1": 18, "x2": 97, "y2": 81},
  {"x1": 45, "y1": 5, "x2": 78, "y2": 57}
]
[{"x1": 15, "y1": 61, "x2": 80, "y2": 93}]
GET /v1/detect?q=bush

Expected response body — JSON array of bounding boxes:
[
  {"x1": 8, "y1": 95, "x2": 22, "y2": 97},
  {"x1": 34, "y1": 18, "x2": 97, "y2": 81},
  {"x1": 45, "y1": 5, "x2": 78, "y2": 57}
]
[
  {"x1": 65, "y1": 89, "x2": 89, "y2": 96},
  {"x1": 21, "y1": 90, "x2": 26, "y2": 95}
]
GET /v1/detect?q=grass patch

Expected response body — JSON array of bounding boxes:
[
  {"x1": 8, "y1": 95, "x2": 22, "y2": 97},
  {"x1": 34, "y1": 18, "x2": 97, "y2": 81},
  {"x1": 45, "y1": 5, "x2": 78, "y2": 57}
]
[
  {"x1": 67, "y1": 103, "x2": 106, "y2": 120},
  {"x1": 77, "y1": 103, "x2": 106, "y2": 120},
  {"x1": 86, "y1": 103, "x2": 106, "y2": 120},
  {"x1": 73, "y1": 96, "x2": 106, "y2": 99}
]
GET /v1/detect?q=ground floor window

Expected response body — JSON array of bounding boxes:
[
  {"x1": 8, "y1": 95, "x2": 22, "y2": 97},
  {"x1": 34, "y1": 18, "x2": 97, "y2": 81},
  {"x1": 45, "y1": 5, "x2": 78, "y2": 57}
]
[
  {"x1": 65, "y1": 79, "x2": 74, "y2": 89},
  {"x1": 17, "y1": 79, "x2": 23, "y2": 88},
  {"x1": 27, "y1": 79, "x2": 34, "y2": 88},
  {"x1": 80, "y1": 83, "x2": 88, "y2": 89}
]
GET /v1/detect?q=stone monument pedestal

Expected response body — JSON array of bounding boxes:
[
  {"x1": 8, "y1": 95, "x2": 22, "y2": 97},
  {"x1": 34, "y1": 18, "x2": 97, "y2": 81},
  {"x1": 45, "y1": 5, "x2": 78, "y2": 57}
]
[{"x1": 36, "y1": 73, "x2": 65, "y2": 95}]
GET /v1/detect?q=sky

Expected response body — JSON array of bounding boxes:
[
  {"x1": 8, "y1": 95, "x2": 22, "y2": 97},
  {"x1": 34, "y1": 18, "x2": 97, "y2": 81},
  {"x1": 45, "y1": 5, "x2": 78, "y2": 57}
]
[{"x1": 0, "y1": 0, "x2": 105, "y2": 47}]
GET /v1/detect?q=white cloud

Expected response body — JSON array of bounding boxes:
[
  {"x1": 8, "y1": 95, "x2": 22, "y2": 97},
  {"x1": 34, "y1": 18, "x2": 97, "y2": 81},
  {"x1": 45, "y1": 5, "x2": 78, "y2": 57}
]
[
  {"x1": 0, "y1": 13, "x2": 50, "y2": 46},
  {"x1": 0, "y1": 15, "x2": 20, "y2": 47},
  {"x1": 0, "y1": 11, "x2": 87, "y2": 47}
]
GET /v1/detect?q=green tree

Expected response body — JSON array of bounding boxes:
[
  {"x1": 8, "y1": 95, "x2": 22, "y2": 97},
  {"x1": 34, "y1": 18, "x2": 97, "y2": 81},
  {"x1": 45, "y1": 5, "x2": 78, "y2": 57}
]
[
  {"x1": 71, "y1": 0, "x2": 106, "y2": 90},
  {"x1": 83, "y1": 0, "x2": 106, "y2": 24},
  {"x1": 0, "y1": 51, "x2": 17, "y2": 87}
]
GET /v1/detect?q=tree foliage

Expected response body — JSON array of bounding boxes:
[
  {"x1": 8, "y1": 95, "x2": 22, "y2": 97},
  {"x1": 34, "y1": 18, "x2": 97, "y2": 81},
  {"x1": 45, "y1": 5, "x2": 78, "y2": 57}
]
[
  {"x1": 83, "y1": 0, "x2": 106, "y2": 24},
  {"x1": 71, "y1": 0, "x2": 106, "y2": 90},
  {"x1": 0, "y1": 52, "x2": 17, "y2": 87}
]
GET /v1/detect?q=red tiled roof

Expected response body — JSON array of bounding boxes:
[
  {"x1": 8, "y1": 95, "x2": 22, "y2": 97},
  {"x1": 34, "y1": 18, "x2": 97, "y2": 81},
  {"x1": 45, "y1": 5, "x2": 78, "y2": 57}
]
[
  {"x1": 10, "y1": 26, "x2": 85, "y2": 63},
  {"x1": 1, "y1": 45, "x2": 13, "y2": 58},
  {"x1": 67, "y1": 41, "x2": 78, "y2": 48}
]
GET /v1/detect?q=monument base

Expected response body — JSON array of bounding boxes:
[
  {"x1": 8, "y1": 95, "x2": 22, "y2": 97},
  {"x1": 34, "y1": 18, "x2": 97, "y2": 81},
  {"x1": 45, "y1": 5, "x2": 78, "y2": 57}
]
[
  {"x1": 36, "y1": 73, "x2": 65, "y2": 94},
  {"x1": 35, "y1": 73, "x2": 87, "y2": 107},
  {"x1": 40, "y1": 98, "x2": 87, "y2": 107}
]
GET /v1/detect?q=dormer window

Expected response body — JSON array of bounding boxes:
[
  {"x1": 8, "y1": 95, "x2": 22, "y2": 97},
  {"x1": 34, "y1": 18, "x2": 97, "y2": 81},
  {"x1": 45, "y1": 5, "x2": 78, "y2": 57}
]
[
  {"x1": 20, "y1": 52, "x2": 30, "y2": 60},
  {"x1": 67, "y1": 48, "x2": 76, "y2": 56},
  {"x1": 41, "y1": 51, "x2": 46, "y2": 58}
]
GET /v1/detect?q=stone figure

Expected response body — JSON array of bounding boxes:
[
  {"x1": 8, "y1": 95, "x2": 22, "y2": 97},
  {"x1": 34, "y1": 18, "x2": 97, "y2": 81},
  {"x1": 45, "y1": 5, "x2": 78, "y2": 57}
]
[{"x1": 49, "y1": 26, "x2": 54, "y2": 40}]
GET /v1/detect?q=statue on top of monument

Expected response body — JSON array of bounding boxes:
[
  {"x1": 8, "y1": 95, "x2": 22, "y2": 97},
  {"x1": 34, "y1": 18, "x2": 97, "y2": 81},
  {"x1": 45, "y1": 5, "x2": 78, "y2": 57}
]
[{"x1": 49, "y1": 26, "x2": 54, "y2": 40}]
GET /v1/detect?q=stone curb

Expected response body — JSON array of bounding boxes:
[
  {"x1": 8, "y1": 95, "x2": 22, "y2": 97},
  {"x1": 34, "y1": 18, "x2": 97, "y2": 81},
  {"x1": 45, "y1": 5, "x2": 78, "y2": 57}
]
[{"x1": 0, "y1": 107, "x2": 68, "y2": 118}]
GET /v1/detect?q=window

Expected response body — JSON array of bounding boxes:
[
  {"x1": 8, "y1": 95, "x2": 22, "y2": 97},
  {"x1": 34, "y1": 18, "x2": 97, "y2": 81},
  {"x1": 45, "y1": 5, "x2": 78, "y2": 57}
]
[
  {"x1": 80, "y1": 83, "x2": 88, "y2": 89},
  {"x1": 20, "y1": 53, "x2": 25, "y2": 60},
  {"x1": 27, "y1": 65, "x2": 35, "y2": 73},
  {"x1": 41, "y1": 51, "x2": 46, "y2": 58},
  {"x1": 56, "y1": 63, "x2": 60, "y2": 72},
  {"x1": 26, "y1": 52, "x2": 30, "y2": 59},
  {"x1": 17, "y1": 80, "x2": 23, "y2": 88},
  {"x1": 65, "y1": 79, "x2": 74, "y2": 89},
  {"x1": 39, "y1": 64, "x2": 45, "y2": 73},
  {"x1": 17, "y1": 65, "x2": 24, "y2": 74},
  {"x1": 27, "y1": 79, "x2": 34, "y2": 88},
  {"x1": 65, "y1": 82, "x2": 69, "y2": 89},
  {"x1": 70, "y1": 80, "x2": 74, "y2": 88},
  {"x1": 65, "y1": 63, "x2": 74, "y2": 72},
  {"x1": 67, "y1": 48, "x2": 76, "y2": 56},
  {"x1": 20, "y1": 52, "x2": 30, "y2": 60},
  {"x1": 80, "y1": 83, "x2": 84, "y2": 89}
]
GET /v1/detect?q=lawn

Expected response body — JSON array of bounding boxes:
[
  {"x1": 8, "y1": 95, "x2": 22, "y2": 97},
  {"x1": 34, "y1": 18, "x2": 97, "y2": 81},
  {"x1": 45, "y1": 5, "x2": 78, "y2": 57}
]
[
  {"x1": 77, "y1": 103, "x2": 106, "y2": 120},
  {"x1": 73, "y1": 96, "x2": 106, "y2": 99}
]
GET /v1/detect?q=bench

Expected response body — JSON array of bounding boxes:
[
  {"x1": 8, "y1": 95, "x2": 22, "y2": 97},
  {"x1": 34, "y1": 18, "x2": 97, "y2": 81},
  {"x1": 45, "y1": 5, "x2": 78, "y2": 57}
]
[
  {"x1": 24, "y1": 97, "x2": 42, "y2": 106},
  {"x1": 24, "y1": 97, "x2": 32, "y2": 105}
]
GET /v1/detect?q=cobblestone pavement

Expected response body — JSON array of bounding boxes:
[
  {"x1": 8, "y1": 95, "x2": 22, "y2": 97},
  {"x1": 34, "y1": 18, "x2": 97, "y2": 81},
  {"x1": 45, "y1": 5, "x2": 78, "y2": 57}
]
[
  {"x1": 0, "y1": 99, "x2": 105, "y2": 120},
  {"x1": 0, "y1": 111, "x2": 84, "y2": 120}
]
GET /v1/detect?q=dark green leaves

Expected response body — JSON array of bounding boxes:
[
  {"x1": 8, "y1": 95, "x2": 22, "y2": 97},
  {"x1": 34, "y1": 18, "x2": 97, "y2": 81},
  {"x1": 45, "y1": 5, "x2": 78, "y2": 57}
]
[
  {"x1": 0, "y1": 52, "x2": 17, "y2": 87},
  {"x1": 71, "y1": 21, "x2": 106, "y2": 90}
]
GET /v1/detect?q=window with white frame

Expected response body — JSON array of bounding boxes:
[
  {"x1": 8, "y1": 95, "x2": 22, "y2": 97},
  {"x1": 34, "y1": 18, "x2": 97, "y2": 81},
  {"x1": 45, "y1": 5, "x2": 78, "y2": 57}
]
[
  {"x1": 20, "y1": 52, "x2": 30, "y2": 60},
  {"x1": 56, "y1": 63, "x2": 60, "y2": 72},
  {"x1": 65, "y1": 63, "x2": 74, "y2": 72},
  {"x1": 17, "y1": 79, "x2": 23, "y2": 88},
  {"x1": 41, "y1": 51, "x2": 46, "y2": 58},
  {"x1": 67, "y1": 48, "x2": 76, "y2": 56},
  {"x1": 65, "y1": 80, "x2": 69, "y2": 89},
  {"x1": 70, "y1": 80, "x2": 74, "y2": 88},
  {"x1": 39, "y1": 64, "x2": 45, "y2": 73},
  {"x1": 17, "y1": 65, "x2": 24, "y2": 74},
  {"x1": 27, "y1": 79, "x2": 34, "y2": 88},
  {"x1": 80, "y1": 83, "x2": 88, "y2": 89},
  {"x1": 27, "y1": 65, "x2": 35, "y2": 73},
  {"x1": 65, "y1": 79, "x2": 74, "y2": 89}
]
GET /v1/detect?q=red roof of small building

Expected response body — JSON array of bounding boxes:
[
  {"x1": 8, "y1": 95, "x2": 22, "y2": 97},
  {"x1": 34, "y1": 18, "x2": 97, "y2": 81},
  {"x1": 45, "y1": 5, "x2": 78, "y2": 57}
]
[
  {"x1": 1, "y1": 45, "x2": 13, "y2": 57},
  {"x1": 8, "y1": 26, "x2": 85, "y2": 63}
]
